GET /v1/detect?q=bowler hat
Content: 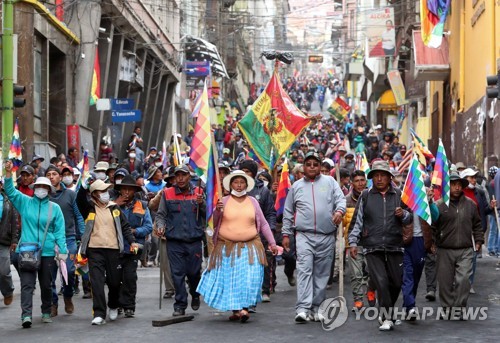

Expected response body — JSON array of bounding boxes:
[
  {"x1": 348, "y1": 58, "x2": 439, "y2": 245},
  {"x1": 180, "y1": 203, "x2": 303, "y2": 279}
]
[{"x1": 114, "y1": 175, "x2": 142, "y2": 191}]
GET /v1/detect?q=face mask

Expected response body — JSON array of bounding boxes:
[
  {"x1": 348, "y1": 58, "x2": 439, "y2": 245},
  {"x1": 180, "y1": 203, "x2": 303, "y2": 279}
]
[
  {"x1": 96, "y1": 172, "x2": 106, "y2": 181},
  {"x1": 115, "y1": 179, "x2": 122, "y2": 184},
  {"x1": 262, "y1": 180, "x2": 269, "y2": 188},
  {"x1": 151, "y1": 154, "x2": 157, "y2": 158},
  {"x1": 99, "y1": 192, "x2": 110, "y2": 204},
  {"x1": 231, "y1": 189, "x2": 247, "y2": 197},
  {"x1": 62, "y1": 176, "x2": 74, "y2": 186},
  {"x1": 155, "y1": 162, "x2": 162, "y2": 167},
  {"x1": 34, "y1": 188, "x2": 49, "y2": 199},
  {"x1": 129, "y1": 153, "x2": 136, "y2": 159},
  {"x1": 467, "y1": 183, "x2": 475, "y2": 189}
]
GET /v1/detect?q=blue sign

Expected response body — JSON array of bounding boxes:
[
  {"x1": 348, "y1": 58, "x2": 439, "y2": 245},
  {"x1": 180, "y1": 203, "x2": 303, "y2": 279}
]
[
  {"x1": 111, "y1": 110, "x2": 142, "y2": 123},
  {"x1": 110, "y1": 98, "x2": 135, "y2": 111}
]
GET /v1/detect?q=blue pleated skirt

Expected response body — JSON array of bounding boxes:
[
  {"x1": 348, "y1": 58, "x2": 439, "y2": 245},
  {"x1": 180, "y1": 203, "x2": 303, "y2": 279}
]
[{"x1": 197, "y1": 244, "x2": 263, "y2": 311}]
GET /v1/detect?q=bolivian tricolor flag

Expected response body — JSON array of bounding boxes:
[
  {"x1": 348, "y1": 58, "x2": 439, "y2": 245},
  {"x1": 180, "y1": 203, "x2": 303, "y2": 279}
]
[
  {"x1": 90, "y1": 51, "x2": 101, "y2": 106},
  {"x1": 237, "y1": 70, "x2": 312, "y2": 169}
]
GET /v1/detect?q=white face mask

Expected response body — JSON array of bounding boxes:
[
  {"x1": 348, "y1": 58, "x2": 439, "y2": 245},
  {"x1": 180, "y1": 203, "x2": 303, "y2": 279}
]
[
  {"x1": 155, "y1": 162, "x2": 162, "y2": 167},
  {"x1": 129, "y1": 153, "x2": 136, "y2": 159},
  {"x1": 231, "y1": 189, "x2": 247, "y2": 197},
  {"x1": 96, "y1": 172, "x2": 106, "y2": 181},
  {"x1": 115, "y1": 179, "x2": 122, "y2": 184},
  {"x1": 34, "y1": 188, "x2": 49, "y2": 199},
  {"x1": 62, "y1": 176, "x2": 74, "y2": 186},
  {"x1": 262, "y1": 180, "x2": 269, "y2": 188},
  {"x1": 467, "y1": 183, "x2": 475, "y2": 189},
  {"x1": 99, "y1": 192, "x2": 110, "y2": 204},
  {"x1": 151, "y1": 153, "x2": 157, "y2": 158}
]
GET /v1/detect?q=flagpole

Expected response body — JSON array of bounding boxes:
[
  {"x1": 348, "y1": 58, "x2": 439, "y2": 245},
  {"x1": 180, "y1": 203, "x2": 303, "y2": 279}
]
[
  {"x1": 211, "y1": 132, "x2": 223, "y2": 203},
  {"x1": 335, "y1": 165, "x2": 345, "y2": 300}
]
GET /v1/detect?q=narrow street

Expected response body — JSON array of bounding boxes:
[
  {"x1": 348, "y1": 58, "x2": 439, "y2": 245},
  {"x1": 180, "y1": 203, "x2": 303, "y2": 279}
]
[{"x1": 1, "y1": 255, "x2": 499, "y2": 342}]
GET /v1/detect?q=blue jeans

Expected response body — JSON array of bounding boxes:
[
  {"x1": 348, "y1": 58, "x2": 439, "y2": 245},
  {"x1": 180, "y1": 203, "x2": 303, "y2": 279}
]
[
  {"x1": 51, "y1": 236, "x2": 78, "y2": 304},
  {"x1": 487, "y1": 215, "x2": 500, "y2": 254},
  {"x1": 216, "y1": 141, "x2": 224, "y2": 160},
  {"x1": 402, "y1": 237, "x2": 426, "y2": 309}
]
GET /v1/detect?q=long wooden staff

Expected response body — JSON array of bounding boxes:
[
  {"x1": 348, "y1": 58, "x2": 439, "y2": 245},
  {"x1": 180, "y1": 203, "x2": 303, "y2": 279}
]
[{"x1": 335, "y1": 164, "x2": 345, "y2": 299}]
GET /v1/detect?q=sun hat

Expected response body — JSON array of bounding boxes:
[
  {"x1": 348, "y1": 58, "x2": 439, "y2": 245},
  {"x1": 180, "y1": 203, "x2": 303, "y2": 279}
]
[
  {"x1": 94, "y1": 161, "x2": 109, "y2": 172},
  {"x1": 114, "y1": 175, "x2": 142, "y2": 191},
  {"x1": 460, "y1": 168, "x2": 479, "y2": 179},
  {"x1": 367, "y1": 160, "x2": 394, "y2": 179},
  {"x1": 449, "y1": 172, "x2": 469, "y2": 188},
  {"x1": 29, "y1": 177, "x2": 56, "y2": 193},
  {"x1": 89, "y1": 179, "x2": 112, "y2": 193},
  {"x1": 223, "y1": 170, "x2": 255, "y2": 192}
]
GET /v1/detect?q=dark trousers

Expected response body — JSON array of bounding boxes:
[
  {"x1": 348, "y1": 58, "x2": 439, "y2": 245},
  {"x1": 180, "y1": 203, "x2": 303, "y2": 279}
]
[
  {"x1": 365, "y1": 251, "x2": 403, "y2": 320},
  {"x1": 167, "y1": 240, "x2": 202, "y2": 310},
  {"x1": 119, "y1": 252, "x2": 140, "y2": 310},
  {"x1": 402, "y1": 237, "x2": 426, "y2": 309},
  {"x1": 262, "y1": 251, "x2": 276, "y2": 295},
  {"x1": 20, "y1": 256, "x2": 54, "y2": 317},
  {"x1": 282, "y1": 235, "x2": 296, "y2": 278},
  {"x1": 425, "y1": 252, "x2": 437, "y2": 292},
  {"x1": 87, "y1": 248, "x2": 122, "y2": 318}
]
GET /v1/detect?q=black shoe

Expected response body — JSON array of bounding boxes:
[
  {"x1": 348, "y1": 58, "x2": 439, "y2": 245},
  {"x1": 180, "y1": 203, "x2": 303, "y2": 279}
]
[
  {"x1": 191, "y1": 297, "x2": 200, "y2": 311},
  {"x1": 173, "y1": 308, "x2": 185, "y2": 316},
  {"x1": 74, "y1": 287, "x2": 80, "y2": 295},
  {"x1": 163, "y1": 291, "x2": 174, "y2": 299},
  {"x1": 124, "y1": 309, "x2": 135, "y2": 318},
  {"x1": 83, "y1": 292, "x2": 92, "y2": 299}
]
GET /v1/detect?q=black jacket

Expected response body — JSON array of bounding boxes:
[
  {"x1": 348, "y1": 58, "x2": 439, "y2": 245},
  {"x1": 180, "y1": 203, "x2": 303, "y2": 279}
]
[
  {"x1": 0, "y1": 192, "x2": 20, "y2": 246},
  {"x1": 348, "y1": 186, "x2": 412, "y2": 252},
  {"x1": 248, "y1": 178, "x2": 276, "y2": 231}
]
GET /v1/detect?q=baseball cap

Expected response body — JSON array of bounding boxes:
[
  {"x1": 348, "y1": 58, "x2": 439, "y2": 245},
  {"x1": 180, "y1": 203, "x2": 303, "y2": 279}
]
[
  {"x1": 20, "y1": 165, "x2": 35, "y2": 175},
  {"x1": 174, "y1": 165, "x2": 190, "y2": 174},
  {"x1": 304, "y1": 151, "x2": 321, "y2": 163}
]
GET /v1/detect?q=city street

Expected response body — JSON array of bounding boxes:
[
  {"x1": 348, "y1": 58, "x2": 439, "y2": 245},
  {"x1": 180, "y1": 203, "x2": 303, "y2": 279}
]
[{"x1": 1, "y1": 253, "x2": 499, "y2": 343}]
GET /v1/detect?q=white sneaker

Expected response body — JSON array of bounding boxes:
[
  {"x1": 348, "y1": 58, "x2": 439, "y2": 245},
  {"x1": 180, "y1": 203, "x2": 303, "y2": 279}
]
[
  {"x1": 295, "y1": 312, "x2": 308, "y2": 323},
  {"x1": 313, "y1": 312, "x2": 325, "y2": 322},
  {"x1": 407, "y1": 308, "x2": 418, "y2": 321},
  {"x1": 379, "y1": 320, "x2": 394, "y2": 331},
  {"x1": 109, "y1": 308, "x2": 118, "y2": 321},
  {"x1": 91, "y1": 316, "x2": 106, "y2": 325}
]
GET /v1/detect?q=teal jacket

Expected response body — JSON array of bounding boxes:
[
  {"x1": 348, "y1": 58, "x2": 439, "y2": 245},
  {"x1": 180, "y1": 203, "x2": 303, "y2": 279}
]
[{"x1": 4, "y1": 177, "x2": 67, "y2": 256}]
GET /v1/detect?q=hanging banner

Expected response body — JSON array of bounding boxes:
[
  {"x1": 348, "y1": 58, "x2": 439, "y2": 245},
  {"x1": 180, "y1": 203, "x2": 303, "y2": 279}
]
[
  {"x1": 67, "y1": 124, "x2": 80, "y2": 153},
  {"x1": 366, "y1": 7, "x2": 395, "y2": 58},
  {"x1": 387, "y1": 70, "x2": 408, "y2": 106}
]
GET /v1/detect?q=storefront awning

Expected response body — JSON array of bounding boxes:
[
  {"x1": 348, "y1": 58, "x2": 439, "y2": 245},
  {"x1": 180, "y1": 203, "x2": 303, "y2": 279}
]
[
  {"x1": 377, "y1": 90, "x2": 398, "y2": 111},
  {"x1": 412, "y1": 30, "x2": 450, "y2": 81}
]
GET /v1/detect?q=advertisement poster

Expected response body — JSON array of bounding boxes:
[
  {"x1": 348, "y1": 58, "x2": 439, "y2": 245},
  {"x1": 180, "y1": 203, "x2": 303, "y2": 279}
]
[{"x1": 366, "y1": 7, "x2": 395, "y2": 58}]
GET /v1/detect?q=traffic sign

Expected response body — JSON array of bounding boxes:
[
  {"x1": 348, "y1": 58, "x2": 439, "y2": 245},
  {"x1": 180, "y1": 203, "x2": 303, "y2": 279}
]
[
  {"x1": 111, "y1": 109, "x2": 142, "y2": 123},
  {"x1": 110, "y1": 98, "x2": 135, "y2": 111}
]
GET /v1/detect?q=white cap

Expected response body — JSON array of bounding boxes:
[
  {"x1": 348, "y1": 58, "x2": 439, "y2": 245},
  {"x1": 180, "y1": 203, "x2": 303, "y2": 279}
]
[{"x1": 460, "y1": 168, "x2": 478, "y2": 178}]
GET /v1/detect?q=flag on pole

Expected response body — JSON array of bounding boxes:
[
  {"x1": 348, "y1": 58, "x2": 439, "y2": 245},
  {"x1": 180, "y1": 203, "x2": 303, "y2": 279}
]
[
  {"x1": 237, "y1": 68, "x2": 312, "y2": 170},
  {"x1": 189, "y1": 81, "x2": 211, "y2": 176},
  {"x1": 172, "y1": 135, "x2": 182, "y2": 167},
  {"x1": 431, "y1": 138, "x2": 450, "y2": 206},
  {"x1": 275, "y1": 159, "x2": 291, "y2": 216},
  {"x1": 397, "y1": 147, "x2": 414, "y2": 173},
  {"x1": 328, "y1": 97, "x2": 351, "y2": 121},
  {"x1": 75, "y1": 150, "x2": 89, "y2": 191},
  {"x1": 8, "y1": 118, "x2": 23, "y2": 171},
  {"x1": 205, "y1": 145, "x2": 220, "y2": 230},
  {"x1": 420, "y1": 0, "x2": 451, "y2": 48},
  {"x1": 410, "y1": 128, "x2": 435, "y2": 166},
  {"x1": 402, "y1": 153, "x2": 431, "y2": 224},
  {"x1": 162, "y1": 141, "x2": 168, "y2": 169},
  {"x1": 90, "y1": 50, "x2": 101, "y2": 105}
]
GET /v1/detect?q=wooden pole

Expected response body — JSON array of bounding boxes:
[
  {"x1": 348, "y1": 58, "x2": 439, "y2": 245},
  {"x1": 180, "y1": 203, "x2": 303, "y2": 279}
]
[
  {"x1": 211, "y1": 132, "x2": 223, "y2": 203},
  {"x1": 493, "y1": 195, "x2": 500, "y2": 229},
  {"x1": 335, "y1": 164, "x2": 345, "y2": 299},
  {"x1": 158, "y1": 236, "x2": 163, "y2": 310},
  {"x1": 196, "y1": 178, "x2": 202, "y2": 220}
]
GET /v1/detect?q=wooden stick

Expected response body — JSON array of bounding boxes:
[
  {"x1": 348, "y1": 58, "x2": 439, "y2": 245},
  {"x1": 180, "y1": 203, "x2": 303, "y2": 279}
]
[
  {"x1": 152, "y1": 314, "x2": 194, "y2": 327},
  {"x1": 335, "y1": 164, "x2": 345, "y2": 299},
  {"x1": 159, "y1": 237, "x2": 163, "y2": 310},
  {"x1": 196, "y1": 178, "x2": 202, "y2": 220},
  {"x1": 211, "y1": 132, "x2": 223, "y2": 203},
  {"x1": 493, "y1": 195, "x2": 500, "y2": 230}
]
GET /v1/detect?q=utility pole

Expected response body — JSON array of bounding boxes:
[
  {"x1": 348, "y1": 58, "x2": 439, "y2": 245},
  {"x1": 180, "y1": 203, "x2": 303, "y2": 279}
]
[{"x1": 2, "y1": 0, "x2": 15, "y2": 160}]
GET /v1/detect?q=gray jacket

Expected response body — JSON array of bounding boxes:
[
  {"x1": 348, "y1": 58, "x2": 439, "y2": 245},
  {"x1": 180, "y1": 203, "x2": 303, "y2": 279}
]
[{"x1": 282, "y1": 174, "x2": 346, "y2": 236}]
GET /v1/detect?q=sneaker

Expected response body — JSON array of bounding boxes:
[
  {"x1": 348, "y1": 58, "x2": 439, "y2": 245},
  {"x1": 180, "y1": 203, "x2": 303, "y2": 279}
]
[
  {"x1": 469, "y1": 287, "x2": 476, "y2": 294},
  {"x1": 83, "y1": 292, "x2": 92, "y2": 299},
  {"x1": 58, "y1": 288, "x2": 63, "y2": 296},
  {"x1": 367, "y1": 290, "x2": 376, "y2": 307},
  {"x1": 22, "y1": 316, "x2": 32, "y2": 328},
  {"x1": 489, "y1": 251, "x2": 497, "y2": 257},
  {"x1": 248, "y1": 306, "x2": 257, "y2": 313},
  {"x1": 352, "y1": 301, "x2": 364, "y2": 311},
  {"x1": 262, "y1": 294, "x2": 271, "y2": 303},
  {"x1": 295, "y1": 312, "x2": 308, "y2": 323},
  {"x1": 191, "y1": 297, "x2": 200, "y2": 311},
  {"x1": 4, "y1": 294, "x2": 13, "y2": 306},
  {"x1": 124, "y1": 309, "x2": 135, "y2": 318},
  {"x1": 42, "y1": 313, "x2": 52, "y2": 323},
  {"x1": 379, "y1": 320, "x2": 394, "y2": 331},
  {"x1": 147, "y1": 261, "x2": 154, "y2": 267},
  {"x1": 163, "y1": 291, "x2": 174, "y2": 299},
  {"x1": 74, "y1": 286, "x2": 80, "y2": 295},
  {"x1": 50, "y1": 304, "x2": 58, "y2": 317},
  {"x1": 64, "y1": 297, "x2": 74, "y2": 314},
  {"x1": 313, "y1": 312, "x2": 325, "y2": 322},
  {"x1": 287, "y1": 275, "x2": 296, "y2": 286},
  {"x1": 109, "y1": 308, "x2": 118, "y2": 321},
  {"x1": 407, "y1": 308, "x2": 418, "y2": 321},
  {"x1": 173, "y1": 308, "x2": 185, "y2": 316},
  {"x1": 425, "y1": 290, "x2": 436, "y2": 301},
  {"x1": 91, "y1": 316, "x2": 106, "y2": 325}
]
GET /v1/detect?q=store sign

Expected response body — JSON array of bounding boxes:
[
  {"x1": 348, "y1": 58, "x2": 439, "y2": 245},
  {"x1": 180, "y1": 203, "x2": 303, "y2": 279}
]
[{"x1": 308, "y1": 55, "x2": 324, "y2": 63}]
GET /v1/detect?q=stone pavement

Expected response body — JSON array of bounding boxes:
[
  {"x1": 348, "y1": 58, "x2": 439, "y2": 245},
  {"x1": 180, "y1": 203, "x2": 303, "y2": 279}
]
[{"x1": 1, "y1": 253, "x2": 499, "y2": 343}]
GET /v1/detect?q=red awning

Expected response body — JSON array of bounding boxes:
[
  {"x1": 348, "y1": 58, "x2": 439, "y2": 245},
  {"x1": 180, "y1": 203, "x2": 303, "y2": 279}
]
[{"x1": 412, "y1": 30, "x2": 450, "y2": 81}]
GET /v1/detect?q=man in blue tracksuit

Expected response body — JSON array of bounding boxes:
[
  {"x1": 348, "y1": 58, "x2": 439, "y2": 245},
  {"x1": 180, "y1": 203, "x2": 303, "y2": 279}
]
[
  {"x1": 282, "y1": 152, "x2": 346, "y2": 323},
  {"x1": 114, "y1": 175, "x2": 153, "y2": 317},
  {"x1": 46, "y1": 165, "x2": 85, "y2": 317}
]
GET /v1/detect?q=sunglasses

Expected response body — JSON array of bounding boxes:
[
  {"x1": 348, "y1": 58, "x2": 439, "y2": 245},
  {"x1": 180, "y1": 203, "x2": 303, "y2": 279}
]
[{"x1": 305, "y1": 162, "x2": 320, "y2": 167}]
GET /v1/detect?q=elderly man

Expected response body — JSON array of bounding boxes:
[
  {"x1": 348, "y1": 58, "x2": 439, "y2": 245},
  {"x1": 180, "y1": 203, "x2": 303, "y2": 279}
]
[
  {"x1": 282, "y1": 152, "x2": 346, "y2": 323},
  {"x1": 155, "y1": 165, "x2": 205, "y2": 316},
  {"x1": 349, "y1": 160, "x2": 412, "y2": 331},
  {"x1": 431, "y1": 172, "x2": 483, "y2": 320}
]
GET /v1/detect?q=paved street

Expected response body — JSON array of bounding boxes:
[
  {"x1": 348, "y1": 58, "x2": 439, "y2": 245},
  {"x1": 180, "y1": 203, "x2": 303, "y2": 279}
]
[{"x1": 1, "y1": 252, "x2": 499, "y2": 343}]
